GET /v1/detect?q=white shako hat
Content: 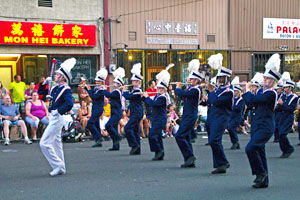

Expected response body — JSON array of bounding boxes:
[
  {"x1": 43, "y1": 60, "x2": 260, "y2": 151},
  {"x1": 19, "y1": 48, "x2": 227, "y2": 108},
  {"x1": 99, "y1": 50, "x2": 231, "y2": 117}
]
[
  {"x1": 130, "y1": 63, "x2": 143, "y2": 81},
  {"x1": 275, "y1": 79, "x2": 284, "y2": 89},
  {"x1": 56, "y1": 58, "x2": 76, "y2": 82},
  {"x1": 263, "y1": 53, "x2": 281, "y2": 81},
  {"x1": 231, "y1": 76, "x2": 242, "y2": 91},
  {"x1": 156, "y1": 64, "x2": 174, "y2": 89},
  {"x1": 187, "y1": 59, "x2": 204, "y2": 80},
  {"x1": 283, "y1": 80, "x2": 295, "y2": 88},
  {"x1": 210, "y1": 76, "x2": 217, "y2": 88},
  {"x1": 112, "y1": 67, "x2": 125, "y2": 85},
  {"x1": 95, "y1": 67, "x2": 108, "y2": 82}
]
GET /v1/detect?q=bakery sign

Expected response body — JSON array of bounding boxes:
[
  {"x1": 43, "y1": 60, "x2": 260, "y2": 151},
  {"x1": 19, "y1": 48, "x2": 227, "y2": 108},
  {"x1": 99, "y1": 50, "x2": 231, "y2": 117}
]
[
  {"x1": 0, "y1": 21, "x2": 96, "y2": 46},
  {"x1": 263, "y1": 18, "x2": 300, "y2": 39}
]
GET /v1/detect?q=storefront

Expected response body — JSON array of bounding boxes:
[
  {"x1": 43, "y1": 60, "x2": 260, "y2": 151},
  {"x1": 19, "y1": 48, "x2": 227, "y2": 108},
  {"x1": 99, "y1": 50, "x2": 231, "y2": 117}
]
[
  {"x1": 116, "y1": 49, "x2": 230, "y2": 87},
  {"x1": 0, "y1": 20, "x2": 100, "y2": 92}
]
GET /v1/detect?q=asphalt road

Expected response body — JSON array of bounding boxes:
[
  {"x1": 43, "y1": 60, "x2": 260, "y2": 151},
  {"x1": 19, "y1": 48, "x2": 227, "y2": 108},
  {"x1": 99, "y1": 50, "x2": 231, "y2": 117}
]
[{"x1": 0, "y1": 133, "x2": 300, "y2": 200}]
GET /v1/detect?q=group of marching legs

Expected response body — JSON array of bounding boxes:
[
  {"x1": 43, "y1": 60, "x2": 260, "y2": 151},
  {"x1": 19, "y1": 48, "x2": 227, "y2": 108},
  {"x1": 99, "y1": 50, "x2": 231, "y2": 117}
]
[{"x1": 39, "y1": 55, "x2": 299, "y2": 189}]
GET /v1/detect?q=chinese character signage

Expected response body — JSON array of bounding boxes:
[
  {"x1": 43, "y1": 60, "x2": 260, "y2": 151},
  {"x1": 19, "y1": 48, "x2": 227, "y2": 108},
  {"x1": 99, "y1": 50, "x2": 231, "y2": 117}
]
[
  {"x1": 146, "y1": 20, "x2": 198, "y2": 35},
  {"x1": 146, "y1": 38, "x2": 198, "y2": 45},
  {"x1": 0, "y1": 21, "x2": 96, "y2": 46},
  {"x1": 263, "y1": 18, "x2": 300, "y2": 39}
]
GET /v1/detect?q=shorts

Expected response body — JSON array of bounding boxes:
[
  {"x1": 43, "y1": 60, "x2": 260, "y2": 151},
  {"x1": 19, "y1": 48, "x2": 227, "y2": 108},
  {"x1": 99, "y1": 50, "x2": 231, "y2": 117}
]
[{"x1": 1, "y1": 120, "x2": 18, "y2": 126}]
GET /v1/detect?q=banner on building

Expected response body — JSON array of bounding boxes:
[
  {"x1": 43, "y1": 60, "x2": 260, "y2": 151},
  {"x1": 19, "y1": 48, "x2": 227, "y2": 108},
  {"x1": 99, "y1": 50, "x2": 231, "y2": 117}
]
[
  {"x1": 0, "y1": 21, "x2": 96, "y2": 46},
  {"x1": 263, "y1": 18, "x2": 300, "y2": 39}
]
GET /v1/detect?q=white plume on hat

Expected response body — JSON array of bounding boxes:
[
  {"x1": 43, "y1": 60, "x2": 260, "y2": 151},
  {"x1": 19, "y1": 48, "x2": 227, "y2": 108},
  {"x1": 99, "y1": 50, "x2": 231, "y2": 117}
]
[
  {"x1": 208, "y1": 53, "x2": 223, "y2": 70},
  {"x1": 231, "y1": 76, "x2": 240, "y2": 86},
  {"x1": 156, "y1": 64, "x2": 174, "y2": 88},
  {"x1": 251, "y1": 72, "x2": 264, "y2": 85},
  {"x1": 265, "y1": 53, "x2": 280, "y2": 73},
  {"x1": 113, "y1": 67, "x2": 125, "y2": 79},
  {"x1": 95, "y1": 67, "x2": 108, "y2": 81},
  {"x1": 112, "y1": 67, "x2": 125, "y2": 85},
  {"x1": 131, "y1": 63, "x2": 142, "y2": 75},
  {"x1": 188, "y1": 59, "x2": 200, "y2": 72},
  {"x1": 281, "y1": 72, "x2": 291, "y2": 82},
  {"x1": 296, "y1": 81, "x2": 300, "y2": 88},
  {"x1": 56, "y1": 58, "x2": 76, "y2": 82}
]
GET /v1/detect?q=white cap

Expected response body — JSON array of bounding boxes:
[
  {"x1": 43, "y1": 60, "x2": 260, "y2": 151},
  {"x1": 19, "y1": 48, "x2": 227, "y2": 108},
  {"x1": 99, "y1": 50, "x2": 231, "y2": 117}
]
[
  {"x1": 216, "y1": 67, "x2": 232, "y2": 77},
  {"x1": 263, "y1": 69, "x2": 281, "y2": 81},
  {"x1": 233, "y1": 85, "x2": 242, "y2": 91},
  {"x1": 95, "y1": 67, "x2": 108, "y2": 82},
  {"x1": 112, "y1": 67, "x2": 125, "y2": 85},
  {"x1": 283, "y1": 80, "x2": 295, "y2": 88},
  {"x1": 131, "y1": 63, "x2": 143, "y2": 81}
]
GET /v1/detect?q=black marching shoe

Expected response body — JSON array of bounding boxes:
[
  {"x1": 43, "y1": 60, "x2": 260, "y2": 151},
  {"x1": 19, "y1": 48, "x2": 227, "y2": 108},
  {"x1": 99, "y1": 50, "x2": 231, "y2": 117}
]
[
  {"x1": 211, "y1": 164, "x2": 228, "y2": 174},
  {"x1": 130, "y1": 146, "x2": 141, "y2": 155},
  {"x1": 280, "y1": 152, "x2": 293, "y2": 158},
  {"x1": 108, "y1": 148, "x2": 120, "y2": 151},
  {"x1": 205, "y1": 142, "x2": 210, "y2": 146},
  {"x1": 252, "y1": 173, "x2": 268, "y2": 188},
  {"x1": 92, "y1": 138, "x2": 103, "y2": 148},
  {"x1": 297, "y1": 143, "x2": 300, "y2": 146},
  {"x1": 181, "y1": 156, "x2": 196, "y2": 168},
  {"x1": 152, "y1": 150, "x2": 164, "y2": 161},
  {"x1": 230, "y1": 143, "x2": 240, "y2": 150}
]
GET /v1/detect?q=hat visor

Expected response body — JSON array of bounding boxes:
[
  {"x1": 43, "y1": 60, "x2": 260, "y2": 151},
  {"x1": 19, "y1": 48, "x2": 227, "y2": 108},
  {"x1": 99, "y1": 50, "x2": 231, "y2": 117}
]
[
  {"x1": 216, "y1": 72, "x2": 231, "y2": 77},
  {"x1": 188, "y1": 74, "x2": 202, "y2": 80}
]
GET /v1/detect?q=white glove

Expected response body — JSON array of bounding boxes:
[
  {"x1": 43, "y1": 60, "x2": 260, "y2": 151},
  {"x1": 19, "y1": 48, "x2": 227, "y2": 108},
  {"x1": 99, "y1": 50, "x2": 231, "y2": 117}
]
[
  {"x1": 51, "y1": 109, "x2": 59, "y2": 116},
  {"x1": 43, "y1": 77, "x2": 52, "y2": 85}
]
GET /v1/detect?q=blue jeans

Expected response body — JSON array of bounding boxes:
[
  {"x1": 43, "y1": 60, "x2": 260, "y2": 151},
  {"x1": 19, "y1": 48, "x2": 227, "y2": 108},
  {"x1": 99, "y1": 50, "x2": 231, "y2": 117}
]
[{"x1": 25, "y1": 116, "x2": 49, "y2": 127}]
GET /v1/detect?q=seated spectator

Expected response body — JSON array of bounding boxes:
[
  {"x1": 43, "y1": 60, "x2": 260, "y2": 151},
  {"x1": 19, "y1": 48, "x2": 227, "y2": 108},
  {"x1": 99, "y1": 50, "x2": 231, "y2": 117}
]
[
  {"x1": 103, "y1": 97, "x2": 111, "y2": 117},
  {"x1": 166, "y1": 105, "x2": 179, "y2": 137},
  {"x1": 0, "y1": 81, "x2": 9, "y2": 105},
  {"x1": 99, "y1": 113, "x2": 109, "y2": 138},
  {"x1": 78, "y1": 100, "x2": 91, "y2": 132},
  {"x1": 0, "y1": 95, "x2": 32, "y2": 145},
  {"x1": 25, "y1": 81, "x2": 38, "y2": 102},
  {"x1": 25, "y1": 92, "x2": 49, "y2": 141},
  {"x1": 118, "y1": 110, "x2": 129, "y2": 137}
]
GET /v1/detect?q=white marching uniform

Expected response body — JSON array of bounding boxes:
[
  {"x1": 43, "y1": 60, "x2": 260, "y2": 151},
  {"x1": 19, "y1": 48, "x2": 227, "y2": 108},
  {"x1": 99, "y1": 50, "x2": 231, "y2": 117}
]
[{"x1": 40, "y1": 84, "x2": 74, "y2": 173}]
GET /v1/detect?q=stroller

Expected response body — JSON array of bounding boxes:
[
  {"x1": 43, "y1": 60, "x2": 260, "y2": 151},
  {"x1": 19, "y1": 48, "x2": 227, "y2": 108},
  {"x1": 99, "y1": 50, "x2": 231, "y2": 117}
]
[{"x1": 61, "y1": 111, "x2": 84, "y2": 143}]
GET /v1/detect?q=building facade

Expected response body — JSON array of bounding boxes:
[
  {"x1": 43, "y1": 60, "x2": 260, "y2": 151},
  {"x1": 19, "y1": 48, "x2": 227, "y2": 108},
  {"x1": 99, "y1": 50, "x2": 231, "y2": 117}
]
[
  {"x1": 0, "y1": 0, "x2": 104, "y2": 92},
  {"x1": 108, "y1": 0, "x2": 300, "y2": 86}
]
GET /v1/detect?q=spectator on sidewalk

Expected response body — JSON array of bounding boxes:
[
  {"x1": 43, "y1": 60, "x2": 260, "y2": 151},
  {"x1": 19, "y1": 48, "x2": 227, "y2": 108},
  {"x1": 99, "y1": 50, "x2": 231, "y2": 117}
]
[
  {"x1": 0, "y1": 81, "x2": 9, "y2": 105},
  {"x1": 25, "y1": 81, "x2": 37, "y2": 102},
  {"x1": 36, "y1": 76, "x2": 49, "y2": 101},
  {"x1": 103, "y1": 97, "x2": 111, "y2": 118},
  {"x1": 77, "y1": 77, "x2": 90, "y2": 105},
  {"x1": 0, "y1": 95, "x2": 32, "y2": 145},
  {"x1": 25, "y1": 92, "x2": 49, "y2": 141},
  {"x1": 78, "y1": 100, "x2": 91, "y2": 132}
]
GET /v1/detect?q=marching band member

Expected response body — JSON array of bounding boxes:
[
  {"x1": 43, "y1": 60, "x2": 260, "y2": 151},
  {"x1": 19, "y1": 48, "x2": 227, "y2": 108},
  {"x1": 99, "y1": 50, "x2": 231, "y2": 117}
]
[
  {"x1": 243, "y1": 53, "x2": 281, "y2": 188},
  {"x1": 273, "y1": 80, "x2": 284, "y2": 143},
  {"x1": 86, "y1": 68, "x2": 108, "y2": 148},
  {"x1": 228, "y1": 78, "x2": 245, "y2": 150},
  {"x1": 142, "y1": 65, "x2": 171, "y2": 161},
  {"x1": 103, "y1": 67, "x2": 125, "y2": 151},
  {"x1": 200, "y1": 76, "x2": 217, "y2": 146},
  {"x1": 175, "y1": 59, "x2": 202, "y2": 168},
  {"x1": 207, "y1": 53, "x2": 233, "y2": 174},
  {"x1": 40, "y1": 58, "x2": 75, "y2": 176},
  {"x1": 123, "y1": 63, "x2": 144, "y2": 155},
  {"x1": 277, "y1": 74, "x2": 298, "y2": 158},
  {"x1": 247, "y1": 72, "x2": 264, "y2": 137}
]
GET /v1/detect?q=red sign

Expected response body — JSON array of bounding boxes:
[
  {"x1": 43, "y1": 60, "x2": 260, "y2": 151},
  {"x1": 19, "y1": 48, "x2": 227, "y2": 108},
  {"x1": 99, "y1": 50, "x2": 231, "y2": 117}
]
[{"x1": 0, "y1": 21, "x2": 96, "y2": 47}]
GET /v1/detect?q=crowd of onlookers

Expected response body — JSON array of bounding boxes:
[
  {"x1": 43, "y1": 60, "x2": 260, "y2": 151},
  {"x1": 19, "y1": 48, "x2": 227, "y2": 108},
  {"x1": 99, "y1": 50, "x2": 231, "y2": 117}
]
[{"x1": 0, "y1": 75, "x2": 210, "y2": 145}]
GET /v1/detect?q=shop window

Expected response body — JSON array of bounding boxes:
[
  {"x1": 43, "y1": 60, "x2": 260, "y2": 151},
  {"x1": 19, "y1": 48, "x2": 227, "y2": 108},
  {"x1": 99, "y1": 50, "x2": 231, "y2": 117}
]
[
  {"x1": 47, "y1": 55, "x2": 98, "y2": 93},
  {"x1": 38, "y1": 0, "x2": 52, "y2": 7},
  {"x1": 22, "y1": 55, "x2": 48, "y2": 84},
  {"x1": 206, "y1": 34, "x2": 216, "y2": 43}
]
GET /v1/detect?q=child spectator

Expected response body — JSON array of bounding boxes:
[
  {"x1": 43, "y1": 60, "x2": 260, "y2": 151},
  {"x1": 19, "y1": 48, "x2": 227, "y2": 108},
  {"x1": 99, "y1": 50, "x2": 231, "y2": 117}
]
[{"x1": 25, "y1": 81, "x2": 38, "y2": 102}]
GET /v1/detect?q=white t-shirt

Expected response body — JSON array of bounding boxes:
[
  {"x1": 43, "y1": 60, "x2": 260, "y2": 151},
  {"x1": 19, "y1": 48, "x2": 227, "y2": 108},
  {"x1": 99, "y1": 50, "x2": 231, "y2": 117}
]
[
  {"x1": 99, "y1": 116, "x2": 109, "y2": 130},
  {"x1": 198, "y1": 105, "x2": 207, "y2": 117}
]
